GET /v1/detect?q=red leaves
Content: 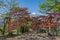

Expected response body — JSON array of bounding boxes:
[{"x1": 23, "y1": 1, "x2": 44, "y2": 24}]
[
  {"x1": 30, "y1": 24, "x2": 36, "y2": 30},
  {"x1": 8, "y1": 21, "x2": 18, "y2": 32},
  {"x1": 8, "y1": 26, "x2": 16, "y2": 32},
  {"x1": 10, "y1": 8, "x2": 28, "y2": 17},
  {"x1": 20, "y1": 18, "x2": 26, "y2": 22},
  {"x1": 12, "y1": 21, "x2": 18, "y2": 26}
]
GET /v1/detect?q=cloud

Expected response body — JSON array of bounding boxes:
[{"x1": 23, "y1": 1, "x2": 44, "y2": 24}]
[
  {"x1": 30, "y1": 12, "x2": 37, "y2": 17},
  {"x1": 30, "y1": 12, "x2": 48, "y2": 17},
  {"x1": 31, "y1": 12, "x2": 36, "y2": 15}
]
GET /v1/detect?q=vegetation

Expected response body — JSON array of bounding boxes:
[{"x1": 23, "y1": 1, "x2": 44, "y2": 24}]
[
  {"x1": 39, "y1": 0, "x2": 60, "y2": 35},
  {"x1": 0, "y1": 0, "x2": 60, "y2": 36},
  {"x1": 39, "y1": 0, "x2": 60, "y2": 13},
  {"x1": 0, "y1": 0, "x2": 19, "y2": 36}
]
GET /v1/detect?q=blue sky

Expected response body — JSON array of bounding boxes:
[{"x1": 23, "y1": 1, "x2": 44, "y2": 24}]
[
  {"x1": 18, "y1": 0, "x2": 45, "y2": 16},
  {"x1": 0, "y1": 0, "x2": 47, "y2": 16},
  {"x1": 0, "y1": 0, "x2": 47, "y2": 22}
]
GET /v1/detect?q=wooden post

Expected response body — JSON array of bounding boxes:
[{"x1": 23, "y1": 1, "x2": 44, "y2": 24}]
[{"x1": 48, "y1": 25, "x2": 51, "y2": 33}]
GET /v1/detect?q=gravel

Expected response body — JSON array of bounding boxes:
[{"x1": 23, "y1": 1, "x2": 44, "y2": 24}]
[{"x1": 0, "y1": 33, "x2": 55, "y2": 40}]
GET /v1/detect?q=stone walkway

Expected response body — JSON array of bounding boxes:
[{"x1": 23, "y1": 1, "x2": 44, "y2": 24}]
[{"x1": 0, "y1": 33, "x2": 56, "y2": 40}]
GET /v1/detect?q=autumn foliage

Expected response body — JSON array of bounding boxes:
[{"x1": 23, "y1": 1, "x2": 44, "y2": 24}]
[{"x1": 5, "y1": 7, "x2": 60, "y2": 33}]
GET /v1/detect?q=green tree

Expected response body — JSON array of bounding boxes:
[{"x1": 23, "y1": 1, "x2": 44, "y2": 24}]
[
  {"x1": 0, "y1": 0, "x2": 19, "y2": 15},
  {"x1": 0, "y1": 0, "x2": 19, "y2": 36},
  {"x1": 39, "y1": 0, "x2": 60, "y2": 13}
]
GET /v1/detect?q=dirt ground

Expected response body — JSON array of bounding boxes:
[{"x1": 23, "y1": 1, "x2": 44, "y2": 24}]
[{"x1": 55, "y1": 36, "x2": 60, "y2": 40}]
